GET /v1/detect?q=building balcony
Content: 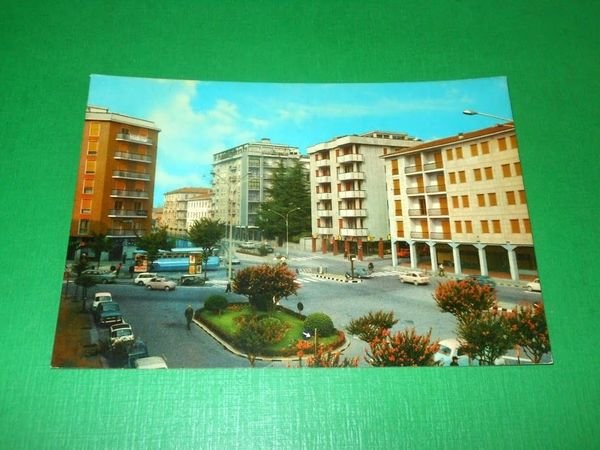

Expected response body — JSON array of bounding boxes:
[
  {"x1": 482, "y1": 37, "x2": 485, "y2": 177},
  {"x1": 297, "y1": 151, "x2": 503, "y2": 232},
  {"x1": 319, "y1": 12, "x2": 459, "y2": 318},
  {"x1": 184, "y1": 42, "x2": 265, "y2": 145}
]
[
  {"x1": 406, "y1": 186, "x2": 425, "y2": 195},
  {"x1": 116, "y1": 133, "x2": 153, "y2": 145},
  {"x1": 423, "y1": 161, "x2": 444, "y2": 172},
  {"x1": 316, "y1": 209, "x2": 333, "y2": 217},
  {"x1": 410, "y1": 231, "x2": 430, "y2": 239},
  {"x1": 338, "y1": 171, "x2": 365, "y2": 181},
  {"x1": 428, "y1": 208, "x2": 449, "y2": 216},
  {"x1": 317, "y1": 227, "x2": 334, "y2": 235},
  {"x1": 107, "y1": 209, "x2": 148, "y2": 218},
  {"x1": 316, "y1": 192, "x2": 333, "y2": 200},
  {"x1": 340, "y1": 228, "x2": 369, "y2": 237},
  {"x1": 338, "y1": 190, "x2": 366, "y2": 199},
  {"x1": 111, "y1": 189, "x2": 150, "y2": 199},
  {"x1": 426, "y1": 185, "x2": 446, "y2": 194},
  {"x1": 315, "y1": 158, "x2": 331, "y2": 167},
  {"x1": 339, "y1": 209, "x2": 367, "y2": 217},
  {"x1": 405, "y1": 165, "x2": 422, "y2": 174},
  {"x1": 112, "y1": 170, "x2": 151, "y2": 181},
  {"x1": 430, "y1": 232, "x2": 452, "y2": 240},
  {"x1": 316, "y1": 175, "x2": 332, "y2": 183},
  {"x1": 114, "y1": 151, "x2": 152, "y2": 163},
  {"x1": 337, "y1": 153, "x2": 364, "y2": 164},
  {"x1": 408, "y1": 209, "x2": 427, "y2": 216},
  {"x1": 106, "y1": 229, "x2": 145, "y2": 237}
]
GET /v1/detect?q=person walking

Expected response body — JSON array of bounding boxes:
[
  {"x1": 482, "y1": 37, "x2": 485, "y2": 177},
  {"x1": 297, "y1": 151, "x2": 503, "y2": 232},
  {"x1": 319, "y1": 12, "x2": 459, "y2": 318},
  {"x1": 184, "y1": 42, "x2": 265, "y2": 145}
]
[
  {"x1": 184, "y1": 305, "x2": 194, "y2": 330},
  {"x1": 115, "y1": 263, "x2": 122, "y2": 278}
]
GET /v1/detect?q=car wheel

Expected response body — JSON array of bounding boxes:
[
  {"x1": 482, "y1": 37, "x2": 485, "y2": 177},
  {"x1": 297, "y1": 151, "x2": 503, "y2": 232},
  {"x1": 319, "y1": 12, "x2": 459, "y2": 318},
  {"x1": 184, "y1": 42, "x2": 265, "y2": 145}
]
[
  {"x1": 146, "y1": 285, "x2": 152, "y2": 290},
  {"x1": 164, "y1": 286, "x2": 170, "y2": 291},
  {"x1": 527, "y1": 286, "x2": 533, "y2": 291},
  {"x1": 137, "y1": 281, "x2": 144, "y2": 286},
  {"x1": 414, "y1": 281, "x2": 418, "y2": 286}
]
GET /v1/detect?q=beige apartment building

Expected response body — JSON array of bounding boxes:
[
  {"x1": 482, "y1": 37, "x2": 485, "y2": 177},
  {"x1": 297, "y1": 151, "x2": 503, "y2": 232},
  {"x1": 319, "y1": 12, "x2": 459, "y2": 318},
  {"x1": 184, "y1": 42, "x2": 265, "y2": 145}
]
[
  {"x1": 69, "y1": 106, "x2": 160, "y2": 258},
  {"x1": 308, "y1": 131, "x2": 421, "y2": 259},
  {"x1": 162, "y1": 187, "x2": 212, "y2": 237},
  {"x1": 383, "y1": 123, "x2": 537, "y2": 281}
]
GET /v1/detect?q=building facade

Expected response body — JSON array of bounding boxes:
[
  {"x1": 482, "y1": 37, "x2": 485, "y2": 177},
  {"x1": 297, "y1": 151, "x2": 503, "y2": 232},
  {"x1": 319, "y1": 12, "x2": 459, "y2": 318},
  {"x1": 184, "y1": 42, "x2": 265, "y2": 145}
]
[
  {"x1": 383, "y1": 123, "x2": 536, "y2": 280},
  {"x1": 308, "y1": 131, "x2": 421, "y2": 259},
  {"x1": 186, "y1": 191, "x2": 213, "y2": 229},
  {"x1": 162, "y1": 187, "x2": 212, "y2": 237},
  {"x1": 211, "y1": 138, "x2": 307, "y2": 241},
  {"x1": 69, "y1": 106, "x2": 160, "y2": 255}
]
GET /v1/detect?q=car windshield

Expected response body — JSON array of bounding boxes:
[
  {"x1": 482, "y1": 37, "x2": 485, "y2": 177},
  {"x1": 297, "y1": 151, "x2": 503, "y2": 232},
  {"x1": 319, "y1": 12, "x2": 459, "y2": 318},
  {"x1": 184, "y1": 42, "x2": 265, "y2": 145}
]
[{"x1": 438, "y1": 345, "x2": 452, "y2": 356}]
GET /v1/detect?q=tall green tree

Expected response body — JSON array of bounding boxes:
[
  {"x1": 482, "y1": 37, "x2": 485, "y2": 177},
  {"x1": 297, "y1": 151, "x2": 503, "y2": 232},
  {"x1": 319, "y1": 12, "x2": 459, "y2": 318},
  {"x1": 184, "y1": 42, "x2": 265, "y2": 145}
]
[
  {"x1": 233, "y1": 264, "x2": 299, "y2": 311},
  {"x1": 256, "y1": 161, "x2": 311, "y2": 244},
  {"x1": 187, "y1": 218, "x2": 226, "y2": 278},
  {"x1": 135, "y1": 227, "x2": 174, "y2": 266},
  {"x1": 458, "y1": 313, "x2": 517, "y2": 365}
]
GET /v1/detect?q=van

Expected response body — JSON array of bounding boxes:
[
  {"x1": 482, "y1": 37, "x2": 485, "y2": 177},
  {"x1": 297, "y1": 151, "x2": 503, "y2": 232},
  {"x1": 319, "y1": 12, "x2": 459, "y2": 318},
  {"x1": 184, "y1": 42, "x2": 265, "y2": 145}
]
[{"x1": 134, "y1": 356, "x2": 168, "y2": 369}]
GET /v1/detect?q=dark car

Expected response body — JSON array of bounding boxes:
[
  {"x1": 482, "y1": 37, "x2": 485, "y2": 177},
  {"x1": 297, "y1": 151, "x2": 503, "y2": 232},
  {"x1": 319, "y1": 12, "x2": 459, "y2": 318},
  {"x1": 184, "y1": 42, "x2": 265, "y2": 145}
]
[
  {"x1": 465, "y1": 275, "x2": 497, "y2": 289},
  {"x1": 127, "y1": 339, "x2": 149, "y2": 368},
  {"x1": 95, "y1": 301, "x2": 123, "y2": 326}
]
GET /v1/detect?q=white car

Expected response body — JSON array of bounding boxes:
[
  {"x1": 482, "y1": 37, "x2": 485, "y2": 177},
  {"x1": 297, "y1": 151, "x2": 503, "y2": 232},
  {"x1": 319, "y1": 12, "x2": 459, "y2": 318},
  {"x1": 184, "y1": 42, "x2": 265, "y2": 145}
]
[
  {"x1": 134, "y1": 356, "x2": 168, "y2": 369},
  {"x1": 134, "y1": 272, "x2": 158, "y2": 286},
  {"x1": 146, "y1": 277, "x2": 177, "y2": 291},
  {"x1": 527, "y1": 278, "x2": 542, "y2": 292},
  {"x1": 109, "y1": 322, "x2": 135, "y2": 347},
  {"x1": 399, "y1": 271, "x2": 430, "y2": 285},
  {"x1": 92, "y1": 292, "x2": 112, "y2": 312},
  {"x1": 434, "y1": 338, "x2": 505, "y2": 366}
]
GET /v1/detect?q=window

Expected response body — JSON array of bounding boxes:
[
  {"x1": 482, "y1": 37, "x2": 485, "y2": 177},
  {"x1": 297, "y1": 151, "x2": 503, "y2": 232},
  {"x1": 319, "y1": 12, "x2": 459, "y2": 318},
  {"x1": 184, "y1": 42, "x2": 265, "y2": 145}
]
[
  {"x1": 519, "y1": 190, "x2": 527, "y2": 204},
  {"x1": 80, "y1": 199, "x2": 92, "y2": 214},
  {"x1": 481, "y1": 141, "x2": 490, "y2": 154},
  {"x1": 459, "y1": 171, "x2": 466, "y2": 183},
  {"x1": 449, "y1": 172, "x2": 457, "y2": 184},
  {"x1": 523, "y1": 219, "x2": 531, "y2": 233},
  {"x1": 481, "y1": 220, "x2": 490, "y2": 233},
  {"x1": 461, "y1": 195, "x2": 470, "y2": 208},
  {"x1": 488, "y1": 192, "x2": 498, "y2": 206},
  {"x1": 484, "y1": 167, "x2": 494, "y2": 180},
  {"x1": 498, "y1": 137, "x2": 507, "y2": 151},
  {"x1": 452, "y1": 196, "x2": 459, "y2": 208},
  {"x1": 85, "y1": 160, "x2": 96, "y2": 174},
  {"x1": 391, "y1": 159, "x2": 399, "y2": 175},
  {"x1": 394, "y1": 200, "x2": 402, "y2": 216},
  {"x1": 83, "y1": 179, "x2": 94, "y2": 194},
  {"x1": 87, "y1": 140, "x2": 98, "y2": 155},
  {"x1": 473, "y1": 168, "x2": 482, "y2": 181},
  {"x1": 248, "y1": 178, "x2": 260, "y2": 190},
  {"x1": 506, "y1": 191, "x2": 516, "y2": 205},
  {"x1": 510, "y1": 135, "x2": 518, "y2": 149},
  {"x1": 465, "y1": 221, "x2": 473, "y2": 233},
  {"x1": 455, "y1": 221, "x2": 463, "y2": 233},
  {"x1": 89, "y1": 123, "x2": 100, "y2": 136},
  {"x1": 477, "y1": 194, "x2": 485, "y2": 207},
  {"x1": 502, "y1": 164, "x2": 512, "y2": 177},
  {"x1": 510, "y1": 219, "x2": 520, "y2": 233},
  {"x1": 492, "y1": 220, "x2": 501, "y2": 233},
  {"x1": 455, "y1": 147, "x2": 463, "y2": 159},
  {"x1": 446, "y1": 149, "x2": 454, "y2": 161},
  {"x1": 396, "y1": 221, "x2": 404, "y2": 236},
  {"x1": 78, "y1": 220, "x2": 90, "y2": 234},
  {"x1": 393, "y1": 179, "x2": 401, "y2": 195},
  {"x1": 514, "y1": 162, "x2": 522, "y2": 176},
  {"x1": 470, "y1": 144, "x2": 478, "y2": 157}
]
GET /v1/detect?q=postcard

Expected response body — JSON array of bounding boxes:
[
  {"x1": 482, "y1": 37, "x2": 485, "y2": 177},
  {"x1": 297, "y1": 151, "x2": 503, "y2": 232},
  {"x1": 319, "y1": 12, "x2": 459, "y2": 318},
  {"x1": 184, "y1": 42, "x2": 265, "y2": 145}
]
[{"x1": 52, "y1": 75, "x2": 551, "y2": 369}]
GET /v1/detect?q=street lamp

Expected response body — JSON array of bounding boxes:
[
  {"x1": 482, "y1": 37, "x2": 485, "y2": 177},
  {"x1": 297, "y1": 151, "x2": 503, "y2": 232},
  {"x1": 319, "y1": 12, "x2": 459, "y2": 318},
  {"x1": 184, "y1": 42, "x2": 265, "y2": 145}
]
[
  {"x1": 266, "y1": 207, "x2": 301, "y2": 258},
  {"x1": 462, "y1": 109, "x2": 513, "y2": 122}
]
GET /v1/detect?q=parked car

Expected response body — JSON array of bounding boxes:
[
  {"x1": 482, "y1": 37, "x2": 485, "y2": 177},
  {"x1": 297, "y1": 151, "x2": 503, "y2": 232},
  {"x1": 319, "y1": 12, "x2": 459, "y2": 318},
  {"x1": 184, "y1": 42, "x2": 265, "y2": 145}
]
[
  {"x1": 465, "y1": 275, "x2": 497, "y2": 289},
  {"x1": 346, "y1": 267, "x2": 372, "y2": 279},
  {"x1": 109, "y1": 322, "x2": 135, "y2": 347},
  {"x1": 134, "y1": 356, "x2": 168, "y2": 369},
  {"x1": 434, "y1": 338, "x2": 505, "y2": 366},
  {"x1": 95, "y1": 301, "x2": 123, "y2": 326},
  {"x1": 146, "y1": 277, "x2": 177, "y2": 291},
  {"x1": 127, "y1": 339, "x2": 149, "y2": 368},
  {"x1": 399, "y1": 271, "x2": 430, "y2": 285},
  {"x1": 527, "y1": 278, "x2": 542, "y2": 292},
  {"x1": 81, "y1": 269, "x2": 116, "y2": 284},
  {"x1": 134, "y1": 272, "x2": 158, "y2": 286},
  {"x1": 179, "y1": 274, "x2": 206, "y2": 286},
  {"x1": 397, "y1": 247, "x2": 410, "y2": 258},
  {"x1": 92, "y1": 292, "x2": 112, "y2": 312}
]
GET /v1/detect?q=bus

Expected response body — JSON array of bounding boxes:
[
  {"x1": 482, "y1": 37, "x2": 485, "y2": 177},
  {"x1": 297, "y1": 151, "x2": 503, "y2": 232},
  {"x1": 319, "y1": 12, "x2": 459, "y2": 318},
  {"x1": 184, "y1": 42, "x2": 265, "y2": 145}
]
[{"x1": 134, "y1": 248, "x2": 221, "y2": 273}]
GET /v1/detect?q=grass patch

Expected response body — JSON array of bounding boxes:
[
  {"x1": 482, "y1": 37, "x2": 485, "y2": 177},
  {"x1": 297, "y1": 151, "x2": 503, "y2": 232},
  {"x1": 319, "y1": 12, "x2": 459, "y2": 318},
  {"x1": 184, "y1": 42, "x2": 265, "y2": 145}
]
[{"x1": 198, "y1": 303, "x2": 343, "y2": 357}]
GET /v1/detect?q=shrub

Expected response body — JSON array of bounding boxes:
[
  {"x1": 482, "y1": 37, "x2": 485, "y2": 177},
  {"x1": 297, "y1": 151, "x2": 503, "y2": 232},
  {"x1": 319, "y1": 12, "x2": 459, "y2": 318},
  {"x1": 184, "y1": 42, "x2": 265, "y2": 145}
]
[
  {"x1": 304, "y1": 312, "x2": 335, "y2": 337},
  {"x1": 366, "y1": 328, "x2": 440, "y2": 367},
  {"x1": 506, "y1": 303, "x2": 550, "y2": 363},
  {"x1": 347, "y1": 311, "x2": 398, "y2": 342},
  {"x1": 433, "y1": 279, "x2": 496, "y2": 322},
  {"x1": 204, "y1": 295, "x2": 228, "y2": 314}
]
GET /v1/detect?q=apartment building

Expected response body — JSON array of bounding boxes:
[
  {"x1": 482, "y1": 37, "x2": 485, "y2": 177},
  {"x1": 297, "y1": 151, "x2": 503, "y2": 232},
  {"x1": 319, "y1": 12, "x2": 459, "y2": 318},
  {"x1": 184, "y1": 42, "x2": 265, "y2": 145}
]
[
  {"x1": 69, "y1": 106, "x2": 160, "y2": 254},
  {"x1": 186, "y1": 191, "x2": 213, "y2": 229},
  {"x1": 212, "y1": 138, "x2": 308, "y2": 241},
  {"x1": 162, "y1": 187, "x2": 212, "y2": 237},
  {"x1": 383, "y1": 123, "x2": 536, "y2": 281},
  {"x1": 308, "y1": 131, "x2": 421, "y2": 259}
]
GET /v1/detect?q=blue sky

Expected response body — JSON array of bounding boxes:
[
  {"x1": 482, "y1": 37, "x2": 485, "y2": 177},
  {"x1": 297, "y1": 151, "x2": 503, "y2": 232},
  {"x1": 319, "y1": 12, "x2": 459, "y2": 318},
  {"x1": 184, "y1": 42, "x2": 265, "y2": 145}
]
[{"x1": 87, "y1": 75, "x2": 514, "y2": 207}]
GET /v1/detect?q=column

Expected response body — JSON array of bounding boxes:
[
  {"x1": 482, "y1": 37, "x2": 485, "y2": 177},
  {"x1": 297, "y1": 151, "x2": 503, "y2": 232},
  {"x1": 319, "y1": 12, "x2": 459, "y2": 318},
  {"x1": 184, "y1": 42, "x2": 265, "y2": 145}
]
[
  {"x1": 450, "y1": 242, "x2": 462, "y2": 275},
  {"x1": 378, "y1": 239, "x2": 384, "y2": 259},
  {"x1": 357, "y1": 238, "x2": 364, "y2": 261},
  {"x1": 332, "y1": 239, "x2": 339, "y2": 256},
  {"x1": 474, "y1": 243, "x2": 488, "y2": 276},
  {"x1": 321, "y1": 238, "x2": 327, "y2": 254},
  {"x1": 311, "y1": 236, "x2": 317, "y2": 253},
  {"x1": 408, "y1": 240, "x2": 418, "y2": 269},
  {"x1": 428, "y1": 242, "x2": 438, "y2": 273},
  {"x1": 503, "y1": 243, "x2": 519, "y2": 281},
  {"x1": 391, "y1": 241, "x2": 398, "y2": 267}
]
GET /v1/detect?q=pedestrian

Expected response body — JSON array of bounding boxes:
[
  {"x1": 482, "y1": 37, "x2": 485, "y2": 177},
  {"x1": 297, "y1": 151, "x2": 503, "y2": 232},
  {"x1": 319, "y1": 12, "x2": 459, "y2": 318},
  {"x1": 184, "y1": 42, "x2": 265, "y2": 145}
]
[
  {"x1": 128, "y1": 265, "x2": 135, "y2": 278},
  {"x1": 438, "y1": 263, "x2": 445, "y2": 277},
  {"x1": 115, "y1": 263, "x2": 122, "y2": 278},
  {"x1": 184, "y1": 305, "x2": 194, "y2": 330},
  {"x1": 225, "y1": 281, "x2": 231, "y2": 293},
  {"x1": 450, "y1": 356, "x2": 459, "y2": 366}
]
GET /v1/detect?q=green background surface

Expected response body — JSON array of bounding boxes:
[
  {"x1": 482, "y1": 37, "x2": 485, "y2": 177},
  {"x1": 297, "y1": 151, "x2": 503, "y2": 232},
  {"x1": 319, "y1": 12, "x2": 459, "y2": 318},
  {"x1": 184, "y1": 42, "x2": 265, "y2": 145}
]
[{"x1": 1, "y1": 1, "x2": 598, "y2": 449}]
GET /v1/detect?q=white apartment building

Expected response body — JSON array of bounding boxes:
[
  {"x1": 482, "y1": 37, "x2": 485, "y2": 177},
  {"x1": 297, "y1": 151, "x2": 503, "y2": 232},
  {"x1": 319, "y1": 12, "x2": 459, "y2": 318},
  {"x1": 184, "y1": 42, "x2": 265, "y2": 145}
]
[
  {"x1": 383, "y1": 123, "x2": 537, "y2": 281},
  {"x1": 162, "y1": 187, "x2": 212, "y2": 237},
  {"x1": 212, "y1": 138, "x2": 308, "y2": 241},
  {"x1": 308, "y1": 131, "x2": 421, "y2": 259},
  {"x1": 186, "y1": 192, "x2": 213, "y2": 229}
]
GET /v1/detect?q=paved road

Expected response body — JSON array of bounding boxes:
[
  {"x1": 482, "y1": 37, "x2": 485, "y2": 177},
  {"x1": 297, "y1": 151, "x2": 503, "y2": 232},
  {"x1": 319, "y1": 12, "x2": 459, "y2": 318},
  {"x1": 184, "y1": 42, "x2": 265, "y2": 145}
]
[{"x1": 90, "y1": 250, "x2": 542, "y2": 368}]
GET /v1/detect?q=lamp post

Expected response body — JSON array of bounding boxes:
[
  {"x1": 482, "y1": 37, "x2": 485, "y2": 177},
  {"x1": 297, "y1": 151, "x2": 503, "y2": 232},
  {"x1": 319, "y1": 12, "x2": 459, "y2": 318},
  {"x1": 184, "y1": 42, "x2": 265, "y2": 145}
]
[
  {"x1": 462, "y1": 109, "x2": 513, "y2": 122},
  {"x1": 267, "y1": 207, "x2": 300, "y2": 258}
]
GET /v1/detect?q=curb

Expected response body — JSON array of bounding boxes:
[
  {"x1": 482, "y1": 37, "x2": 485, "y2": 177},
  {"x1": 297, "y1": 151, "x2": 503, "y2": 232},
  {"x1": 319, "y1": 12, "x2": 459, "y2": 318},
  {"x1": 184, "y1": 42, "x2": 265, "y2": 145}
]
[{"x1": 314, "y1": 273, "x2": 363, "y2": 283}]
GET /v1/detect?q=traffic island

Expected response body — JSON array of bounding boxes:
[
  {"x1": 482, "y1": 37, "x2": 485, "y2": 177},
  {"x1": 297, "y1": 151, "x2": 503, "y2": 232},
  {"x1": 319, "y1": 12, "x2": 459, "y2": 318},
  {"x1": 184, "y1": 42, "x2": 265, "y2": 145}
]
[{"x1": 314, "y1": 273, "x2": 363, "y2": 283}]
